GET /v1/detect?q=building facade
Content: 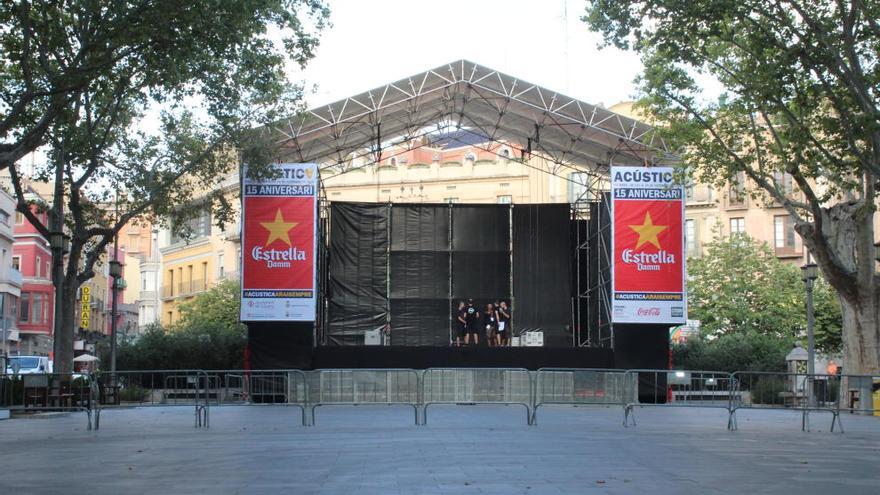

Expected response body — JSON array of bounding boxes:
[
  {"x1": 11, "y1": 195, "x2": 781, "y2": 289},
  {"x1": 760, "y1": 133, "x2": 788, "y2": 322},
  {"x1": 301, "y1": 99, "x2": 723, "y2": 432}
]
[
  {"x1": 0, "y1": 187, "x2": 22, "y2": 355},
  {"x1": 12, "y1": 190, "x2": 54, "y2": 356}
]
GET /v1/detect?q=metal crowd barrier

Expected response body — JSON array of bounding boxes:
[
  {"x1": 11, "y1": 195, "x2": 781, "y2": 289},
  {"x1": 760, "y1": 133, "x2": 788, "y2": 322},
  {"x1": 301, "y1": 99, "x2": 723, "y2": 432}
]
[
  {"x1": 203, "y1": 369, "x2": 308, "y2": 426},
  {"x1": 93, "y1": 370, "x2": 211, "y2": 429},
  {"x1": 306, "y1": 369, "x2": 421, "y2": 425},
  {"x1": 623, "y1": 370, "x2": 737, "y2": 428},
  {"x1": 5, "y1": 367, "x2": 871, "y2": 433},
  {"x1": 532, "y1": 368, "x2": 630, "y2": 425},
  {"x1": 422, "y1": 368, "x2": 533, "y2": 425},
  {"x1": 730, "y1": 372, "x2": 843, "y2": 432},
  {"x1": 0, "y1": 372, "x2": 98, "y2": 429},
  {"x1": 838, "y1": 374, "x2": 880, "y2": 418}
]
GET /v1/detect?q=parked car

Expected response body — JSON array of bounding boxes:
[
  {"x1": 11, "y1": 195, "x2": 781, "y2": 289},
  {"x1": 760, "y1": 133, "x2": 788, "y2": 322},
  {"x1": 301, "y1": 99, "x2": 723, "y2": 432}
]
[{"x1": 5, "y1": 355, "x2": 52, "y2": 374}]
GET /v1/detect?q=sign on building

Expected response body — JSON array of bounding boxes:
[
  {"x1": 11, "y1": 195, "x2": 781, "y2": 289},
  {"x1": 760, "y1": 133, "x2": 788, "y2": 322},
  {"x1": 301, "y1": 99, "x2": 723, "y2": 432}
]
[
  {"x1": 240, "y1": 163, "x2": 318, "y2": 322},
  {"x1": 80, "y1": 286, "x2": 91, "y2": 329},
  {"x1": 611, "y1": 166, "x2": 686, "y2": 324}
]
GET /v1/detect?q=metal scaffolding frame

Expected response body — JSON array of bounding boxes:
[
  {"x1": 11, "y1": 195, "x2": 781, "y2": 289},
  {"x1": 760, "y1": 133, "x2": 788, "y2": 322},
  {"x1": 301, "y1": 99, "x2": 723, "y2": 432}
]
[{"x1": 276, "y1": 60, "x2": 673, "y2": 348}]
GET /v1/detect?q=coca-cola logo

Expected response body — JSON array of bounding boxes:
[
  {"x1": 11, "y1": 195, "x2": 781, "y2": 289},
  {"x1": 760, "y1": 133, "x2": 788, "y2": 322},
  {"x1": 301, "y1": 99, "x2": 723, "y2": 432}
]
[{"x1": 637, "y1": 307, "x2": 661, "y2": 316}]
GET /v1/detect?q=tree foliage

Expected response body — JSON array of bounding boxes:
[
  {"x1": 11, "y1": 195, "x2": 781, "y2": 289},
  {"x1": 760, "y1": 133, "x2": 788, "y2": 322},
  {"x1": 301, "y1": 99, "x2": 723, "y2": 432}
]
[
  {"x1": 688, "y1": 234, "x2": 841, "y2": 353},
  {"x1": 173, "y1": 280, "x2": 244, "y2": 333},
  {"x1": 584, "y1": 0, "x2": 879, "y2": 372},
  {"x1": 1, "y1": 0, "x2": 329, "y2": 373},
  {"x1": 107, "y1": 281, "x2": 246, "y2": 370},
  {"x1": 672, "y1": 332, "x2": 791, "y2": 373}
]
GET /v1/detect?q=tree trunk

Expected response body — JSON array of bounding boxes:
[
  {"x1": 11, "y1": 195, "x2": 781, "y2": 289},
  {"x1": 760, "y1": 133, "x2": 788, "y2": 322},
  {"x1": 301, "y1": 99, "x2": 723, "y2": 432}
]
[
  {"x1": 839, "y1": 293, "x2": 880, "y2": 374},
  {"x1": 53, "y1": 245, "x2": 84, "y2": 376},
  {"x1": 798, "y1": 189, "x2": 879, "y2": 375}
]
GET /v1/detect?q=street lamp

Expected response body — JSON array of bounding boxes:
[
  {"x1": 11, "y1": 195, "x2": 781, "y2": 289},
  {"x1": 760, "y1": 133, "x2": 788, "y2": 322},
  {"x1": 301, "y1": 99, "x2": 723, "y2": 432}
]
[
  {"x1": 801, "y1": 262, "x2": 819, "y2": 405},
  {"x1": 48, "y1": 232, "x2": 69, "y2": 375},
  {"x1": 109, "y1": 257, "x2": 122, "y2": 382}
]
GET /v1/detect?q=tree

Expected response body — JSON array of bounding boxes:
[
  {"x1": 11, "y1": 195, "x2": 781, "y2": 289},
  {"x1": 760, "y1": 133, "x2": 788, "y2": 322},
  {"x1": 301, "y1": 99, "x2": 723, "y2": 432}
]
[
  {"x1": 102, "y1": 281, "x2": 246, "y2": 370},
  {"x1": 585, "y1": 1, "x2": 879, "y2": 373},
  {"x1": 689, "y1": 234, "x2": 804, "y2": 339},
  {"x1": 688, "y1": 233, "x2": 842, "y2": 351},
  {"x1": 3, "y1": 1, "x2": 330, "y2": 374},
  {"x1": 173, "y1": 280, "x2": 244, "y2": 333},
  {"x1": 672, "y1": 332, "x2": 791, "y2": 373},
  {"x1": 0, "y1": 0, "x2": 328, "y2": 170}
]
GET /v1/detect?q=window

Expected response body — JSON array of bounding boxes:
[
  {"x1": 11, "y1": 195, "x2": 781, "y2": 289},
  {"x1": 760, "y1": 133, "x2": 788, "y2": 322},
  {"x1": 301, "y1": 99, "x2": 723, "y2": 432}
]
[
  {"x1": 685, "y1": 219, "x2": 698, "y2": 255},
  {"x1": 15, "y1": 211, "x2": 23, "y2": 225},
  {"x1": 35, "y1": 256, "x2": 41, "y2": 278},
  {"x1": 19, "y1": 292, "x2": 30, "y2": 323},
  {"x1": 12, "y1": 256, "x2": 20, "y2": 271},
  {"x1": 774, "y1": 215, "x2": 800, "y2": 255},
  {"x1": 389, "y1": 157, "x2": 398, "y2": 166},
  {"x1": 170, "y1": 208, "x2": 212, "y2": 244},
  {"x1": 497, "y1": 195, "x2": 512, "y2": 204},
  {"x1": 218, "y1": 253, "x2": 225, "y2": 279},
  {"x1": 500, "y1": 148, "x2": 511, "y2": 160},
  {"x1": 730, "y1": 217, "x2": 746, "y2": 235},
  {"x1": 773, "y1": 172, "x2": 794, "y2": 195},
  {"x1": 444, "y1": 197, "x2": 459, "y2": 204},
  {"x1": 685, "y1": 183, "x2": 695, "y2": 201},
  {"x1": 32, "y1": 293, "x2": 46, "y2": 324},
  {"x1": 728, "y1": 172, "x2": 746, "y2": 207},
  {"x1": 446, "y1": 185, "x2": 456, "y2": 190},
  {"x1": 464, "y1": 151, "x2": 476, "y2": 162},
  {"x1": 0, "y1": 209, "x2": 9, "y2": 226}
]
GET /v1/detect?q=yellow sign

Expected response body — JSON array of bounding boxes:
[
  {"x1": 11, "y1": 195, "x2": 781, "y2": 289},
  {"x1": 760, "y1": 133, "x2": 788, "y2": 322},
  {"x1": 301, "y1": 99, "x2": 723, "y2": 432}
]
[{"x1": 80, "y1": 286, "x2": 91, "y2": 330}]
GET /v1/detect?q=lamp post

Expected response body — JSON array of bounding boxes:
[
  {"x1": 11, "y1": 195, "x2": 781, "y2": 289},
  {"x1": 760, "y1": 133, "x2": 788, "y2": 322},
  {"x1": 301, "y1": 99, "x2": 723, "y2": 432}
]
[
  {"x1": 801, "y1": 262, "x2": 819, "y2": 405},
  {"x1": 49, "y1": 231, "x2": 70, "y2": 373},
  {"x1": 109, "y1": 252, "x2": 122, "y2": 382}
]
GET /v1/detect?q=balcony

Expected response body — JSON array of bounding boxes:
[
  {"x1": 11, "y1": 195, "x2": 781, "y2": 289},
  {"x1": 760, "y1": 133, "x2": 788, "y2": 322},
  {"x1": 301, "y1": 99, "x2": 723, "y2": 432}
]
[
  {"x1": 161, "y1": 279, "x2": 209, "y2": 299},
  {"x1": 8, "y1": 268, "x2": 23, "y2": 287}
]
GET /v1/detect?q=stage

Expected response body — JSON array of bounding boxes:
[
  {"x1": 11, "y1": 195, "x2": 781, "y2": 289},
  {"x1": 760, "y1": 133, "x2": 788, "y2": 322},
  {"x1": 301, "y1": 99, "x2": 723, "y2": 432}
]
[{"x1": 248, "y1": 323, "x2": 668, "y2": 371}]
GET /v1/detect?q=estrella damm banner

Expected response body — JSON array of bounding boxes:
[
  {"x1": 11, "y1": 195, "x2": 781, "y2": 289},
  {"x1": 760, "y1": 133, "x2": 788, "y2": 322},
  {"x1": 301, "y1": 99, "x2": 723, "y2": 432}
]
[
  {"x1": 240, "y1": 163, "x2": 318, "y2": 322},
  {"x1": 611, "y1": 166, "x2": 687, "y2": 324}
]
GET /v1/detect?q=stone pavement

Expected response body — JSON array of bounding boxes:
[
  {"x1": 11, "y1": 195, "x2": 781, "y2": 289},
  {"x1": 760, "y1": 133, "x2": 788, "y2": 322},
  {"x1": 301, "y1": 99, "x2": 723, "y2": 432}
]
[{"x1": 1, "y1": 405, "x2": 878, "y2": 494}]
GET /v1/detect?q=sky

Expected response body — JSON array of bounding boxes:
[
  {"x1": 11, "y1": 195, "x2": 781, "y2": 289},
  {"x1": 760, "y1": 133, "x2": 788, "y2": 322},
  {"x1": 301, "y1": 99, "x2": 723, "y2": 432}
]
[
  {"x1": 293, "y1": 0, "x2": 644, "y2": 109},
  {"x1": 20, "y1": 0, "x2": 646, "y2": 174}
]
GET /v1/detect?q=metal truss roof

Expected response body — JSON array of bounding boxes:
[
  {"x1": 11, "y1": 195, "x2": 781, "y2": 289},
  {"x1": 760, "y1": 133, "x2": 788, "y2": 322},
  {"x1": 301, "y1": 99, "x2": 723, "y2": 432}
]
[{"x1": 274, "y1": 60, "x2": 673, "y2": 175}]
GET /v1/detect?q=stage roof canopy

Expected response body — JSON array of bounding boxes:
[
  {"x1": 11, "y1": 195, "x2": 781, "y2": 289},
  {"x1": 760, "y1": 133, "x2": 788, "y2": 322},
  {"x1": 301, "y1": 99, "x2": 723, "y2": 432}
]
[{"x1": 274, "y1": 60, "x2": 674, "y2": 173}]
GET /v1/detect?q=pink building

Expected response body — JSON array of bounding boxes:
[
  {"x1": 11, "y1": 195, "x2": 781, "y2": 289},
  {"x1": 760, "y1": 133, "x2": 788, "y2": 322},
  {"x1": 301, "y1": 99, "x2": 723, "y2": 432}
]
[{"x1": 12, "y1": 202, "x2": 54, "y2": 356}]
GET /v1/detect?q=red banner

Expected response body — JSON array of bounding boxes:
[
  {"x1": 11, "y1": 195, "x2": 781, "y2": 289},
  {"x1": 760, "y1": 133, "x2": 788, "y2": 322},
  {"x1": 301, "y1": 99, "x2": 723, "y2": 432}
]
[
  {"x1": 240, "y1": 163, "x2": 318, "y2": 322},
  {"x1": 611, "y1": 166, "x2": 686, "y2": 324}
]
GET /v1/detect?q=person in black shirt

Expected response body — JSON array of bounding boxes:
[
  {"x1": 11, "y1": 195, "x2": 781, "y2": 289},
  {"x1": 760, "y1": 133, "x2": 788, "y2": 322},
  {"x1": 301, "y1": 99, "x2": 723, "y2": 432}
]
[
  {"x1": 483, "y1": 303, "x2": 499, "y2": 347},
  {"x1": 497, "y1": 300, "x2": 511, "y2": 346},
  {"x1": 454, "y1": 301, "x2": 467, "y2": 347},
  {"x1": 464, "y1": 299, "x2": 480, "y2": 345}
]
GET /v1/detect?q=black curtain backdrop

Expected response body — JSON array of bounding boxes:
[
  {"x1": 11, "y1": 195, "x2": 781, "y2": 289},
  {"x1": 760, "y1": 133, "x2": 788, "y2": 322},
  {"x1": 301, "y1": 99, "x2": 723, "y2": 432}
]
[
  {"x1": 326, "y1": 202, "x2": 389, "y2": 345},
  {"x1": 512, "y1": 204, "x2": 572, "y2": 344},
  {"x1": 389, "y1": 204, "x2": 450, "y2": 346},
  {"x1": 326, "y1": 203, "x2": 579, "y2": 347},
  {"x1": 451, "y1": 205, "x2": 511, "y2": 309}
]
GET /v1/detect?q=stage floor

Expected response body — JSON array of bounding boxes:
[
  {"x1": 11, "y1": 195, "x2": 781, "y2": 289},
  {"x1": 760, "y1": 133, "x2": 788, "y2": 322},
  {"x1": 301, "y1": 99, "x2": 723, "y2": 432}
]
[{"x1": 3, "y1": 406, "x2": 878, "y2": 494}]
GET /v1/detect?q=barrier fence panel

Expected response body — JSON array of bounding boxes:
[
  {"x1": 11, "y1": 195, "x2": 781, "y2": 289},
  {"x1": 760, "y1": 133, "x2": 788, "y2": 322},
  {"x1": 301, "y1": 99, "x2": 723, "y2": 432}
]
[
  {"x1": 730, "y1": 372, "x2": 843, "y2": 432},
  {"x1": 203, "y1": 370, "x2": 309, "y2": 426},
  {"x1": 93, "y1": 370, "x2": 211, "y2": 429},
  {"x1": 532, "y1": 368, "x2": 629, "y2": 424},
  {"x1": 623, "y1": 370, "x2": 736, "y2": 428},
  {"x1": 0, "y1": 372, "x2": 97, "y2": 429},
  {"x1": 306, "y1": 369, "x2": 421, "y2": 425},
  {"x1": 838, "y1": 374, "x2": 880, "y2": 418},
  {"x1": 421, "y1": 368, "x2": 532, "y2": 425}
]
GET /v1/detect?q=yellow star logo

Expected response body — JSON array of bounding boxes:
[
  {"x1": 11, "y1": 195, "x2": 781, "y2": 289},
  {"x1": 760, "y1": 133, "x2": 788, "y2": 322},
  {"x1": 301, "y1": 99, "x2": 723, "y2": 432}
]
[
  {"x1": 628, "y1": 211, "x2": 668, "y2": 250},
  {"x1": 260, "y1": 209, "x2": 298, "y2": 247}
]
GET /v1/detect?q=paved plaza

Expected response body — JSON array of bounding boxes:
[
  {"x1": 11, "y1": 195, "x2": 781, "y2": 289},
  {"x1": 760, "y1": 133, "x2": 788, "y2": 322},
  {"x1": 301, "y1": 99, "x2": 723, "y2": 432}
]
[{"x1": 1, "y1": 405, "x2": 879, "y2": 494}]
